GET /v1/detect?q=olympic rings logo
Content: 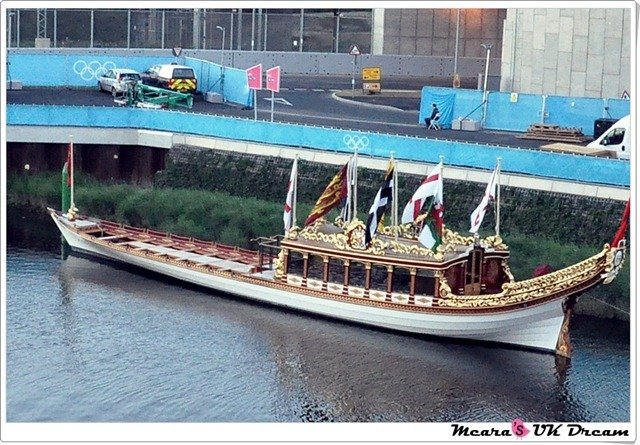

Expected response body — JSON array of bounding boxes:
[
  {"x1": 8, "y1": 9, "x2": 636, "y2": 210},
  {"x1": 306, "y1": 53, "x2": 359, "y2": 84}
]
[
  {"x1": 73, "y1": 60, "x2": 117, "y2": 81},
  {"x1": 343, "y1": 134, "x2": 369, "y2": 151}
]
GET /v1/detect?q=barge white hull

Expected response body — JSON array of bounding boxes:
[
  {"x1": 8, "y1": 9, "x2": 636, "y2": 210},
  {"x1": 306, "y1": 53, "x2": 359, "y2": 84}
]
[{"x1": 52, "y1": 213, "x2": 567, "y2": 353}]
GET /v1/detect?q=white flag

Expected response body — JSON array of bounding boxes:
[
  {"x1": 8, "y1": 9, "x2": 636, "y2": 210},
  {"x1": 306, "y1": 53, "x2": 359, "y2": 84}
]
[
  {"x1": 340, "y1": 155, "x2": 356, "y2": 221},
  {"x1": 401, "y1": 162, "x2": 442, "y2": 224},
  {"x1": 469, "y1": 166, "x2": 498, "y2": 233},
  {"x1": 283, "y1": 157, "x2": 298, "y2": 232}
]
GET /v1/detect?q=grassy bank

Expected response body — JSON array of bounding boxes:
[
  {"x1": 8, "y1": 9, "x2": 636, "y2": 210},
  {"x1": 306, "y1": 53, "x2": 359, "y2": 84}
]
[{"x1": 7, "y1": 172, "x2": 630, "y2": 320}]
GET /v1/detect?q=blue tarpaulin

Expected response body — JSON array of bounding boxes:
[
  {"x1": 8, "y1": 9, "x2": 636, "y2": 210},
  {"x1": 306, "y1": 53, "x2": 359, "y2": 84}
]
[{"x1": 419, "y1": 89, "x2": 457, "y2": 128}]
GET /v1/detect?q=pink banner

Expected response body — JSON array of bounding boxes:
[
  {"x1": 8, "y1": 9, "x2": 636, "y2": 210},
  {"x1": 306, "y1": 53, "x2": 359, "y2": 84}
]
[
  {"x1": 266, "y1": 66, "x2": 281, "y2": 93},
  {"x1": 246, "y1": 64, "x2": 262, "y2": 90}
]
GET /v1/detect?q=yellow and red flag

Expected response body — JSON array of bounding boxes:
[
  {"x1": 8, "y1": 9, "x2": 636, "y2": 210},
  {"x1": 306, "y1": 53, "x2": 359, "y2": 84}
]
[{"x1": 304, "y1": 163, "x2": 349, "y2": 226}]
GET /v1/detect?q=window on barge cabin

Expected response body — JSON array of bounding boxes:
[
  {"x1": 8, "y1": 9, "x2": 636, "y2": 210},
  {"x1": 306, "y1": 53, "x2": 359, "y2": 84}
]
[
  {"x1": 369, "y1": 264, "x2": 388, "y2": 292},
  {"x1": 307, "y1": 255, "x2": 324, "y2": 281},
  {"x1": 287, "y1": 251, "x2": 304, "y2": 276},
  {"x1": 392, "y1": 267, "x2": 411, "y2": 294},
  {"x1": 327, "y1": 258, "x2": 343, "y2": 285},
  {"x1": 349, "y1": 262, "x2": 366, "y2": 287},
  {"x1": 415, "y1": 271, "x2": 436, "y2": 296}
]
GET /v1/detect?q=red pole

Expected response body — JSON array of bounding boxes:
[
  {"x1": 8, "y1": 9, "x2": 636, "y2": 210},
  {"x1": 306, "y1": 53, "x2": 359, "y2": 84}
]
[{"x1": 611, "y1": 199, "x2": 630, "y2": 247}]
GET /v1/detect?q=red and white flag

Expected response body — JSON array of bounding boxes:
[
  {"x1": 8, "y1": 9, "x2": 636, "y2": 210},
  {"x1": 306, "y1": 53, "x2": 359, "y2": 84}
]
[
  {"x1": 283, "y1": 157, "x2": 298, "y2": 232},
  {"x1": 266, "y1": 66, "x2": 281, "y2": 93},
  {"x1": 401, "y1": 162, "x2": 442, "y2": 224},
  {"x1": 246, "y1": 64, "x2": 262, "y2": 90},
  {"x1": 469, "y1": 165, "x2": 498, "y2": 233}
]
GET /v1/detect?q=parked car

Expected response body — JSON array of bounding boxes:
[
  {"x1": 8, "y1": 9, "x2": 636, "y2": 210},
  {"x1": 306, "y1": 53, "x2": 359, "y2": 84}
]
[
  {"x1": 141, "y1": 63, "x2": 197, "y2": 93},
  {"x1": 98, "y1": 69, "x2": 141, "y2": 94}
]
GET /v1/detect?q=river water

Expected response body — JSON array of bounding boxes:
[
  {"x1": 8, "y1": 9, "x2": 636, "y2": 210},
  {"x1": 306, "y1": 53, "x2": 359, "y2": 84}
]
[{"x1": 5, "y1": 208, "x2": 630, "y2": 422}]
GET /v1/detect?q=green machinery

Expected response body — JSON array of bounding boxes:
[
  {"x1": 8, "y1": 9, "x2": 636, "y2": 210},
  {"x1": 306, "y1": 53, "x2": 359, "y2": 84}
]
[{"x1": 114, "y1": 82, "x2": 194, "y2": 109}]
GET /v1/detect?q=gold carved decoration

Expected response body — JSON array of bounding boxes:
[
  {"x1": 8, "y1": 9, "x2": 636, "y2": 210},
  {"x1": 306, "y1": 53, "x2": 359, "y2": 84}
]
[
  {"x1": 555, "y1": 297, "x2": 576, "y2": 358},
  {"x1": 502, "y1": 260, "x2": 515, "y2": 283},
  {"x1": 385, "y1": 239, "x2": 442, "y2": 259},
  {"x1": 437, "y1": 246, "x2": 610, "y2": 308},
  {"x1": 602, "y1": 243, "x2": 626, "y2": 285},
  {"x1": 379, "y1": 223, "x2": 415, "y2": 238},
  {"x1": 273, "y1": 250, "x2": 285, "y2": 279},
  {"x1": 435, "y1": 270, "x2": 452, "y2": 298},
  {"x1": 295, "y1": 219, "x2": 507, "y2": 260}
]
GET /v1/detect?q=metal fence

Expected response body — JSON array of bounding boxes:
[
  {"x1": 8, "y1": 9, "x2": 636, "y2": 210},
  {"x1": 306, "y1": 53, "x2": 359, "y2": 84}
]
[
  {"x1": 7, "y1": 104, "x2": 631, "y2": 187},
  {"x1": 6, "y1": 8, "x2": 373, "y2": 53}
]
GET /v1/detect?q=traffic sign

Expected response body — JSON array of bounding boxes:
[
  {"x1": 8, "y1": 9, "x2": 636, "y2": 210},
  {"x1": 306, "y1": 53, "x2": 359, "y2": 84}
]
[
  {"x1": 621, "y1": 90, "x2": 630, "y2": 99},
  {"x1": 246, "y1": 64, "x2": 263, "y2": 90},
  {"x1": 362, "y1": 67, "x2": 381, "y2": 81},
  {"x1": 348, "y1": 44, "x2": 361, "y2": 56},
  {"x1": 266, "y1": 66, "x2": 281, "y2": 93}
]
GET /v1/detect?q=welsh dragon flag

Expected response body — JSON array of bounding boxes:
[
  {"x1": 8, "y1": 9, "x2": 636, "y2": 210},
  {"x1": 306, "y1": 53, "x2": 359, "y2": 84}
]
[{"x1": 417, "y1": 170, "x2": 444, "y2": 250}]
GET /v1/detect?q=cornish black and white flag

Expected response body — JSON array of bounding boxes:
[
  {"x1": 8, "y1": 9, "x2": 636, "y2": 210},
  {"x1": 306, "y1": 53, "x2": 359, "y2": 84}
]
[{"x1": 365, "y1": 167, "x2": 394, "y2": 245}]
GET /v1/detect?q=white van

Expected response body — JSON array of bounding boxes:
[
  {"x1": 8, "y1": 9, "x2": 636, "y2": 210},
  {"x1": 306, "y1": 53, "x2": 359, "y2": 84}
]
[
  {"x1": 142, "y1": 64, "x2": 197, "y2": 93},
  {"x1": 587, "y1": 115, "x2": 630, "y2": 160}
]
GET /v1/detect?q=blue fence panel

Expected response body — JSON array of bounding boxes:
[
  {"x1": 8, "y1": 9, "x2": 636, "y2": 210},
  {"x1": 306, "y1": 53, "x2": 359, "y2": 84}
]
[
  {"x1": 450, "y1": 88, "x2": 484, "y2": 123},
  {"x1": 485, "y1": 92, "x2": 542, "y2": 131},
  {"x1": 7, "y1": 53, "x2": 252, "y2": 107},
  {"x1": 184, "y1": 57, "x2": 251, "y2": 107},
  {"x1": 7, "y1": 104, "x2": 630, "y2": 187},
  {"x1": 223, "y1": 67, "x2": 252, "y2": 107},
  {"x1": 420, "y1": 87, "x2": 484, "y2": 125},
  {"x1": 420, "y1": 86, "x2": 632, "y2": 137},
  {"x1": 184, "y1": 58, "x2": 216, "y2": 93},
  {"x1": 545, "y1": 96, "x2": 605, "y2": 136},
  {"x1": 607, "y1": 99, "x2": 631, "y2": 120},
  {"x1": 418, "y1": 90, "x2": 456, "y2": 128},
  {"x1": 8, "y1": 53, "x2": 174, "y2": 87}
]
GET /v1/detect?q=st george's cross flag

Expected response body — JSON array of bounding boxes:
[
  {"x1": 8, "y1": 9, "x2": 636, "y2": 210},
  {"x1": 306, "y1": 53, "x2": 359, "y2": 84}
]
[
  {"x1": 365, "y1": 165, "x2": 394, "y2": 245},
  {"x1": 283, "y1": 157, "x2": 298, "y2": 232},
  {"x1": 401, "y1": 162, "x2": 443, "y2": 224},
  {"x1": 469, "y1": 165, "x2": 498, "y2": 233}
]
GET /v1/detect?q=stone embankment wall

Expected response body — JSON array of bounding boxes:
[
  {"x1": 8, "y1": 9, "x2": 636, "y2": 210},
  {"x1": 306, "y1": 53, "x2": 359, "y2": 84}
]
[{"x1": 158, "y1": 145, "x2": 627, "y2": 246}]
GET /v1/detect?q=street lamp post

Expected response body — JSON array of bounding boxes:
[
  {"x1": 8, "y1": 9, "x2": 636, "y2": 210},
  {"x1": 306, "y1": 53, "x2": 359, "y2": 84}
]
[
  {"x1": 335, "y1": 11, "x2": 345, "y2": 53},
  {"x1": 8, "y1": 12, "x2": 15, "y2": 48},
  {"x1": 217, "y1": 25, "x2": 226, "y2": 101},
  {"x1": 216, "y1": 25, "x2": 226, "y2": 66},
  {"x1": 480, "y1": 43, "x2": 493, "y2": 128},
  {"x1": 453, "y1": 9, "x2": 460, "y2": 87}
]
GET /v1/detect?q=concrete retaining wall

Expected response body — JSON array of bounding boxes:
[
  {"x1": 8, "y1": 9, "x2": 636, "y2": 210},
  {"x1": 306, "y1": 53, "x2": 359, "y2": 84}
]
[{"x1": 7, "y1": 125, "x2": 628, "y2": 202}]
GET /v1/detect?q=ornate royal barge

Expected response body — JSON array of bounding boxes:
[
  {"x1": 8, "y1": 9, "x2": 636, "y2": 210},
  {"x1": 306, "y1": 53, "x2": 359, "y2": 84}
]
[{"x1": 50, "y1": 147, "x2": 628, "y2": 357}]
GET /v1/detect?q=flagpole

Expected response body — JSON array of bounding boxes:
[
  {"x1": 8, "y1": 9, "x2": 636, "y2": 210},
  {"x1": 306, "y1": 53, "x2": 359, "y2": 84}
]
[
  {"x1": 69, "y1": 135, "x2": 75, "y2": 213},
  {"x1": 389, "y1": 152, "x2": 395, "y2": 229},
  {"x1": 439, "y1": 155, "x2": 445, "y2": 238},
  {"x1": 254, "y1": 89, "x2": 258, "y2": 121},
  {"x1": 270, "y1": 90, "x2": 275, "y2": 122},
  {"x1": 346, "y1": 155, "x2": 352, "y2": 222},
  {"x1": 496, "y1": 157, "x2": 501, "y2": 237},
  {"x1": 353, "y1": 148, "x2": 358, "y2": 221},
  {"x1": 293, "y1": 154, "x2": 298, "y2": 229},
  {"x1": 393, "y1": 158, "x2": 399, "y2": 241}
]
